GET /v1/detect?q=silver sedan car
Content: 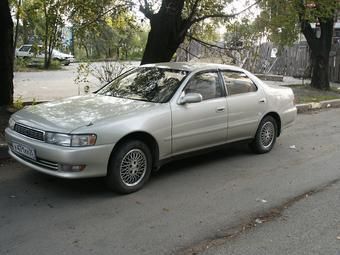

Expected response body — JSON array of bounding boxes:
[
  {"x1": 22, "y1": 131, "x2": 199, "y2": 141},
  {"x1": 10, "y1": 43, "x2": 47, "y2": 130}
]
[{"x1": 5, "y1": 63, "x2": 297, "y2": 193}]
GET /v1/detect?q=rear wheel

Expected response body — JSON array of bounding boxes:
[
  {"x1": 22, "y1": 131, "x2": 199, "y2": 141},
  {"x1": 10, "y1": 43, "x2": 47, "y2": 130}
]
[
  {"x1": 106, "y1": 140, "x2": 152, "y2": 194},
  {"x1": 249, "y1": 115, "x2": 277, "y2": 154}
]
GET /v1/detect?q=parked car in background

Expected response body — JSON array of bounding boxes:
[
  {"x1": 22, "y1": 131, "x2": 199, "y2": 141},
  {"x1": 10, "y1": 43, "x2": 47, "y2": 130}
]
[
  {"x1": 16, "y1": 44, "x2": 75, "y2": 65},
  {"x1": 5, "y1": 63, "x2": 297, "y2": 194}
]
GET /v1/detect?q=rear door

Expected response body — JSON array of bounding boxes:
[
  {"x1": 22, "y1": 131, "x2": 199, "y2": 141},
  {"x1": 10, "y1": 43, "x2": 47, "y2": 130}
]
[{"x1": 221, "y1": 70, "x2": 267, "y2": 142}]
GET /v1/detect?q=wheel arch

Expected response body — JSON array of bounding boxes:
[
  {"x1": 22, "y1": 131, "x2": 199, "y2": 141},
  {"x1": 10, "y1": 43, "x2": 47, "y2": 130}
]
[
  {"x1": 109, "y1": 131, "x2": 160, "y2": 171},
  {"x1": 262, "y1": 112, "x2": 282, "y2": 137}
]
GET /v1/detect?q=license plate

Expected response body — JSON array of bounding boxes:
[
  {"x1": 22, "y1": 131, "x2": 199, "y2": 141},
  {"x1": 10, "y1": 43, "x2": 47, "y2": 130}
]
[{"x1": 12, "y1": 142, "x2": 36, "y2": 160}]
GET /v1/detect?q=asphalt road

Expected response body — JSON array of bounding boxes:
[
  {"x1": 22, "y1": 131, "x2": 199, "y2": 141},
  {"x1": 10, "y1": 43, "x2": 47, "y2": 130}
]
[
  {"x1": 1, "y1": 108, "x2": 340, "y2": 255},
  {"x1": 13, "y1": 62, "x2": 138, "y2": 102}
]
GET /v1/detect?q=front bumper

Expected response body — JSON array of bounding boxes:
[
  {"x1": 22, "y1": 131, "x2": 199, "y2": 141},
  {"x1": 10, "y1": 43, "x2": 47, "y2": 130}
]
[{"x1": 5, "y1": 127, "x2": 114, "y2": 178}]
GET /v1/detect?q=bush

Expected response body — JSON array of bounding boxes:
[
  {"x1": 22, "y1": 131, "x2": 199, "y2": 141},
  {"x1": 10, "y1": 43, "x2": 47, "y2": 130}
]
[{"x1": 14, "y1": 57, "x2": 63, "y2": 71}]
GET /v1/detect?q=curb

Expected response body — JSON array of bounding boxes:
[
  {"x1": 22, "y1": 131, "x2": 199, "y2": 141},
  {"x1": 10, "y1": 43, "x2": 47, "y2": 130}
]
[{"x1": 296, "y1": 99, "x2": 340, "y2": 113}]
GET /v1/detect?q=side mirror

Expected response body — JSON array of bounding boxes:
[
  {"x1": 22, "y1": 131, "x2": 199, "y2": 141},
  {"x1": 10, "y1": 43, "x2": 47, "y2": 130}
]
[{"x1": 178, "y1": 93, "x2": 203, "y2": 105}]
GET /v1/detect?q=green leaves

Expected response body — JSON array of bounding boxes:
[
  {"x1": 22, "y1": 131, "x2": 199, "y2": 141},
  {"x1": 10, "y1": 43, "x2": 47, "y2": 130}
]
[{"x1": 256, "y1": 0, "x2": 338, "y2": 47}]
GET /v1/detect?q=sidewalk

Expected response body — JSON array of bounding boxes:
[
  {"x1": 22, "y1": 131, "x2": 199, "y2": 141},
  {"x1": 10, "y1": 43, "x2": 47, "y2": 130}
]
[
  {"x1": 265, "y1": 76, "x2": 340, "y2": 88},
  {"x1": 202, "y1": 180, "x2": 340, "y2": 255}
]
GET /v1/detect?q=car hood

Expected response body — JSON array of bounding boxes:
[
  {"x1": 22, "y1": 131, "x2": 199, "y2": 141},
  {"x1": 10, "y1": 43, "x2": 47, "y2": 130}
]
[{"x1": 13, "y1": 95, "x2": 157, "y2": 133}]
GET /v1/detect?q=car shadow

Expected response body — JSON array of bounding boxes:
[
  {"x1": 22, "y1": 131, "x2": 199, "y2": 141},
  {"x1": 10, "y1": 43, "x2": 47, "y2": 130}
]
[
  {"x1": 152, "y1": 143, "x2": 253, "y2": 180},
  {"x1": 22, "y1": 171, "x2": 111, "y2": 198},
  {"x1": 19, "y1": 143, "x2": 253, "y2": 198}
]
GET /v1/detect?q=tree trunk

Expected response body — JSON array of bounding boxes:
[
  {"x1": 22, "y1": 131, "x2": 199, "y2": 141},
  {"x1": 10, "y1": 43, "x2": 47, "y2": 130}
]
[
  {"x1": 301, "y1": 18, "x2": 334, "y2": 90},
  {"x1": 84, "y1": 44, "x2": 89, "y2": 59},
  {"x1": 22, "y1": 19, "x2": 29, "y2": 44},
  {"x1": 310, "y1": 52, "x2": 330, "y2": 90},
  {"x1": 0, "y1": 0, "x2": 14, "y2": 106},
  {"x1": 141, "y1": 0, "x2": 187, "y2": 65},
  {"x1": 13, "y1": 0, "x2": 22, "y2": 55},
  {"x1": 43, "y1": 1, "x2": 49, "y2": 69},
  {"x1": 108, "y1": 47, "x2": 112, "y2": 59},
  {"x1": 116, "y1": 47, "x2": 120, "y2": 59}
]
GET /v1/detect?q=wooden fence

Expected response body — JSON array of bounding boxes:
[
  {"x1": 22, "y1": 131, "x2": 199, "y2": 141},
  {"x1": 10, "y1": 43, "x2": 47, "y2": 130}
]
[{"x1": 243, "y1": 42, "x2": 340, "y2": 83}]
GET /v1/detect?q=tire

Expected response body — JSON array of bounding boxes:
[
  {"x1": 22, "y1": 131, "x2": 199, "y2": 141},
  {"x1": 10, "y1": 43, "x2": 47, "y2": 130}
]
[
  {"x1": 106, "y1": 140, "x2": 152, "y2": 194},
  {"x1": 249, "y1": 115, "x2": 277, "y2": 154}
]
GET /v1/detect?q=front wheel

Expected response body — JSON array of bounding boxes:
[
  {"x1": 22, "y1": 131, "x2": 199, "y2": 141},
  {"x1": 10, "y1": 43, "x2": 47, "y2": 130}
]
[
  {"x1": 106, "y1": 140, "x2": 152, "y2": 194},
  {"x1": 249, "y1": 116, "x2": 277, "y2": 154}
]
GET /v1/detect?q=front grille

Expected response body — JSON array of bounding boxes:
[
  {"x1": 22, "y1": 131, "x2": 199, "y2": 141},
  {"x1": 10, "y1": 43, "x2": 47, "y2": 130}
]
[
  {"x1": 12, "y1": 150, "x2": 58, "y2": 171},
  {"x1": 14, "y1": 124, "x2": 45, "y2": 141}
]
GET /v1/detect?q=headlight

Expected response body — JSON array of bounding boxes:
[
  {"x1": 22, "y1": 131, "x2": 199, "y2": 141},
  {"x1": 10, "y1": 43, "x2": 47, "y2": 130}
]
[
  {"x1": 45, "y1": 132, "x2": 96, "y2": 147},
  {"x1": 46, "y1": 132, "x2": 71, "y2": 146},
  {"x1": 8, "y1": 118, "x2": 15, "y2": 129},
  {"x1": 71, "y1": 134, "x2": 97, "y2": 147}
]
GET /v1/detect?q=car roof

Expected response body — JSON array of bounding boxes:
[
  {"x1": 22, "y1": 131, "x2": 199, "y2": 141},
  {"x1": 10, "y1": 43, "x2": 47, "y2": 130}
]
[{"x1": 141, "y1": 62, "x2": 245, "y2": 72}]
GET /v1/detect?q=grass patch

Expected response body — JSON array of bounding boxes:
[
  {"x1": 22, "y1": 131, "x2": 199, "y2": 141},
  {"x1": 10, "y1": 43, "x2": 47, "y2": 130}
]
[
  {"x1": 289, "y1": 84, "x2": 340, "y2": 104},
  {"x1": 296, "y1": 95, "x2": 340, "y2": 104},
  {"x1": 14, "y1": 58, "x2": 38, "y2": 72}
]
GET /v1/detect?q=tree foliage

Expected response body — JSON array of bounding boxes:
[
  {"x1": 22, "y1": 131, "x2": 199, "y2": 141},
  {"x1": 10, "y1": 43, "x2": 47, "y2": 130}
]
[
  {"x1": 12, "y1": 0, "x2": 146, "y2": 64},
  {"x1": 256, "y1": 0, "x2": 340, "y2": 89},
  {"x1": 139, "y1": 0, "x2": 258, "y2": 64}
]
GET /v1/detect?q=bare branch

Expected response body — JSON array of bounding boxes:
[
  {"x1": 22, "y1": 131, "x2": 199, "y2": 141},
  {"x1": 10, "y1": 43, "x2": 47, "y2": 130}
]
[
  {"x1": 187, "y1": 34, "x2": 244, "y2": 51},
  {"x1": 178, "y1": 46, "x2": 201, "y2": 59},
  {"x1": 188, "y1": 0, "x2": 201, "y2": 21},
  {"x1": 139, "y1": 0, "x2": 154, "y2": 19},
  {"x1": 190, "y1": 0, "x2": 261, "y2": 25}
]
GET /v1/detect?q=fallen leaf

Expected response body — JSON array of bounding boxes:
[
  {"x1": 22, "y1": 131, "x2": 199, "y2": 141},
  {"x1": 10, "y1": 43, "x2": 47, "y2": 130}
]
[{"x1": 256, "y1": 198, "x2": 268, "y2": 203}]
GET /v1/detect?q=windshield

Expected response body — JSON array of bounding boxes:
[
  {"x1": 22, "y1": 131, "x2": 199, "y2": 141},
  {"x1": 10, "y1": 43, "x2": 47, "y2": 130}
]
[{"x1": 97, "y1": 67, "x2": 188, "y2": 103}]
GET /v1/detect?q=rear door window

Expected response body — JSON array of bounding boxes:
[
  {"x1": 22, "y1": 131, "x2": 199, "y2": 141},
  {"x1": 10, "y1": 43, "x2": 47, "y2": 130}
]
[{"x1": 222, "y1": 71, "x2": 257, "y2": 95}]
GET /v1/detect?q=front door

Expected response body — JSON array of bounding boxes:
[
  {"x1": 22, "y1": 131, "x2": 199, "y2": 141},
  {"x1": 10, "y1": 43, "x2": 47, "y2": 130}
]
[{"x1": 171, "y1": 71, "x2": 228, "y2": 155}]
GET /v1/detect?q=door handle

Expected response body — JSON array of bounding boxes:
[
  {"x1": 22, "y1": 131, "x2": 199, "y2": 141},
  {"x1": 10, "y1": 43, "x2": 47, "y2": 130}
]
[
  {"x1": 259, "y1": 98, "x2": 266, "y2": 103},
  {"x1": 216, "y1": 107, "x2": 226, "y2": 113}
]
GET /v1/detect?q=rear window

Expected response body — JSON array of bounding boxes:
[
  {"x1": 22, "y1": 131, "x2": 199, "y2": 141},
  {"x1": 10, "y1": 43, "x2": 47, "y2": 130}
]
[{"x1": 19, "y1": 46, "x2": 31, "y2": 52}]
